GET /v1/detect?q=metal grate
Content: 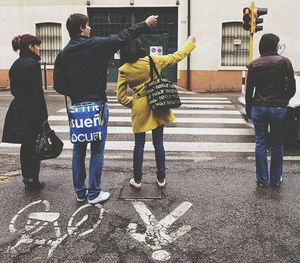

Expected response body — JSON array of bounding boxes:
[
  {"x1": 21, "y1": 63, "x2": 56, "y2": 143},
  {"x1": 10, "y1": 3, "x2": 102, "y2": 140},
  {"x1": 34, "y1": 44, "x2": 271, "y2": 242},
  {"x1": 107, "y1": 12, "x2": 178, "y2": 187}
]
[
  {"x1": 119, "y1": 182, "x2": 162, "y2": 200},
  {"x1": 36, "y1": 23, "x2": 62, "y2": 65},
  {"x1": 88, "y1": 7, "x2": 178, "y2": 82},
  {"x1": 221, "y1": 22, "x2": 249, "y2": 66}
]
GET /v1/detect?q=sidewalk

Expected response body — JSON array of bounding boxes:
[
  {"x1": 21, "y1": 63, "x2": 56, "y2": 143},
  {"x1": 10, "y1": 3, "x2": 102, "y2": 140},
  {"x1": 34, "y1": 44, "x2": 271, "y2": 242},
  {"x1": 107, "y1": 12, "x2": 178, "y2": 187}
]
[{"x1": 0, "y1": 154, "x2": 20, "y2": 175}]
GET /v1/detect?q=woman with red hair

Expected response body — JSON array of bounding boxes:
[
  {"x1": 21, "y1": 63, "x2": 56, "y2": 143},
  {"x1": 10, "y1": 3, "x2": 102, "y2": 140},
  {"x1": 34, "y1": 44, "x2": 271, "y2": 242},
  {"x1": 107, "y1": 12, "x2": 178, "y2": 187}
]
[{"x1": 2, "y1": 34, "x2": 48, "y2": 191}]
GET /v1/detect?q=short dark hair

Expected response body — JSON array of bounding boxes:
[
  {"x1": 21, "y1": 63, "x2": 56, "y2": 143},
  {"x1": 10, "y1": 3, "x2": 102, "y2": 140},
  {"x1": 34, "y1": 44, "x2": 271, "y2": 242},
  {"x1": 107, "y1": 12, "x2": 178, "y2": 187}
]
[{"x1": 66, "y1": 13, "x2": 89, "y2": 37}]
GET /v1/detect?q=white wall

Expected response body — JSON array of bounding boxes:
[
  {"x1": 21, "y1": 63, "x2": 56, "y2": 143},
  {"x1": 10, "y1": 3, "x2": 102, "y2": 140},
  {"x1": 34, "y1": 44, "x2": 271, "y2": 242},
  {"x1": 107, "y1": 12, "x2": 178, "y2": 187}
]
[
  {"x1": 187, "y1": 0, "x2": 300, "y2": 71},
  {"x1": 1, "y1": 0, "x2": 299, "y2": 72},
  {"x1": 1, "y1": 5, "x2": 87, "y2": 68}
]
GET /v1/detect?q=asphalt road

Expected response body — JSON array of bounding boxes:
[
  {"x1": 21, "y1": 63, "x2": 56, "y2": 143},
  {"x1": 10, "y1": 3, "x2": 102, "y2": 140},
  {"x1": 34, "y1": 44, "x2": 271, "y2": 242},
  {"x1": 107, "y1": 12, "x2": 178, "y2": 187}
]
[{"x1": 0, "y1": 89, "x2": 300, "y2": 263}]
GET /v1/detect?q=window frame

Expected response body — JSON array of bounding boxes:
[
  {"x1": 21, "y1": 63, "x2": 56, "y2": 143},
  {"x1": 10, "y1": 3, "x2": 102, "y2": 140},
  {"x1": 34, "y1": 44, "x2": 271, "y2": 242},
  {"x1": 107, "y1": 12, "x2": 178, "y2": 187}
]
[
  {"x1": 219, "y1": 21, "x2": 249, "y2": 70},
  {"x1": 36, "y1": 22, "x2": 62, "y2": 66}
]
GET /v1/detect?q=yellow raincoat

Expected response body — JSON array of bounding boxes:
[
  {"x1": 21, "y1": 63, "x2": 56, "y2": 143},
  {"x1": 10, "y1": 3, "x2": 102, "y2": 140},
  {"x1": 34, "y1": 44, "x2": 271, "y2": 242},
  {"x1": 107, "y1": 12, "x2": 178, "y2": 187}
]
[{"x1": 117, "y1": 40, "x2": 195, "y2": 133}]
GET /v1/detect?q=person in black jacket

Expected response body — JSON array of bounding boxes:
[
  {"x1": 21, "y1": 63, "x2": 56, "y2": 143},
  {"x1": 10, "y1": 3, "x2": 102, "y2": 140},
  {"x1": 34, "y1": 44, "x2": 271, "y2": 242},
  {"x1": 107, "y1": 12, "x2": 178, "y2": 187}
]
[
  {"x1": 2, "y1": 34, "x2": 48, "y2": 191},
  {"x1": 246, "y1": 33, "x2": 296, "y2": 187},
  {"x1": 53, "y1": 13, "x2": 157, "y2": 204}
]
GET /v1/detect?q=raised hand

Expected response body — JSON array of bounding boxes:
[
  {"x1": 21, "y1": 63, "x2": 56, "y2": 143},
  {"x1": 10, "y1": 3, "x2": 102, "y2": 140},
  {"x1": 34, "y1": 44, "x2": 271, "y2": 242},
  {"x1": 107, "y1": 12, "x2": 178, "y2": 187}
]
[
  {"x1": 188, "y1": 36, "x2": 196, "y2": 43},
  {"x1": 145, "y1": 15, "x2": 158, "y2": 28}
]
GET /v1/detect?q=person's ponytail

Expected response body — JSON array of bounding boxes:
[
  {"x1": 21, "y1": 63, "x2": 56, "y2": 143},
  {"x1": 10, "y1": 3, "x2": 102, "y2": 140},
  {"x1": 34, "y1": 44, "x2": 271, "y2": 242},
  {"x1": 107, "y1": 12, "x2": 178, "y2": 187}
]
[{"x1": 12, "y1": 35, "x2": 22, "y2": 51}]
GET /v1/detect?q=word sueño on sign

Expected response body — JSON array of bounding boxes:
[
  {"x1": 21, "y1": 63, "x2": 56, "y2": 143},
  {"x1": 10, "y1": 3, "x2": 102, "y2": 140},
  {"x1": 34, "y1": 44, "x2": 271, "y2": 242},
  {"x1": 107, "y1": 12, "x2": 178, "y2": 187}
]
[{"x1": 68, "y1": 103, "x2": 103, "y2": 143}]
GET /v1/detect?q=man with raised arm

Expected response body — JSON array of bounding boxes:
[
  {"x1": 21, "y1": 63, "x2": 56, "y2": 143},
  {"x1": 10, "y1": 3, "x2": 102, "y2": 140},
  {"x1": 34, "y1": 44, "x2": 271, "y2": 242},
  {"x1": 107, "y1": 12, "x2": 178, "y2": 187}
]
[{"x1": 53, "y1": 13, "x2": 158, "y2": 204}]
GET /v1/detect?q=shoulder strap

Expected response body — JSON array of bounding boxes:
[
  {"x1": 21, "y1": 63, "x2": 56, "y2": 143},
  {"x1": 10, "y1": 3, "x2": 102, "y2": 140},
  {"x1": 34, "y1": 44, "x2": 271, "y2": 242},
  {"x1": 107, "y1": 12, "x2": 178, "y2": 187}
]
[
  {"x1": 148, "y1": 55, "x2": 161, "y2": 81},
  {"x1": 64, "y1": 96, "x2": 71, "y2": 125}
]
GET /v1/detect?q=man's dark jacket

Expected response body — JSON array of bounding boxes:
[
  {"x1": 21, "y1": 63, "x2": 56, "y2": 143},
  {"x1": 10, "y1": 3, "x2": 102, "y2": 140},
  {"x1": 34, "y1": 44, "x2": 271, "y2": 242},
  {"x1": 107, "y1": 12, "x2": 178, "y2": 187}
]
[
  {"x1": 2, "y1": 50, "x2": 48, "y2": 143},
  {"x1": 246, "y1": 34, "x2": 296, "y2": 118},
  {"x1": 53, "y1": 22, "x2": 148, "y2": 104}
]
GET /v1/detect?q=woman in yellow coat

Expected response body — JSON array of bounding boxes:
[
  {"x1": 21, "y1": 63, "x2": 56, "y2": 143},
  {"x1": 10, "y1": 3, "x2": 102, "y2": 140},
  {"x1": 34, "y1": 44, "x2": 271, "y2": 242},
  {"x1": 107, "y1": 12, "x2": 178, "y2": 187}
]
[{"x1": 117, "y1": 36, "x2": 196, "y2": 189}]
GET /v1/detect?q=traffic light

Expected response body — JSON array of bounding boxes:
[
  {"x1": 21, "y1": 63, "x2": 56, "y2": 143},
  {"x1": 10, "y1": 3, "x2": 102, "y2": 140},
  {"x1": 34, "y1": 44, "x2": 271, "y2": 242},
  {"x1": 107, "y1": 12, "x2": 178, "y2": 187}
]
[
  {"x1": 242, "y1": 7, "x2": 251, "y2": 31},
  {"x1": 251, "y1": 6, "x2": 268, "y2": 33}
]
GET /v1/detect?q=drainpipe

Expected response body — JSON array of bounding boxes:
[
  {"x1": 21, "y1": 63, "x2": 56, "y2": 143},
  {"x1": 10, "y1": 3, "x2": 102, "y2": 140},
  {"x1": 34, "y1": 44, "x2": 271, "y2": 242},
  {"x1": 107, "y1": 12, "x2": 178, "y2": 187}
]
[
  {"x1": 43, "y1": 63, "x2": 47, "y2": 90},
  {"x1": 187, "y1": 0, "x2": 191, "y2": 91}
]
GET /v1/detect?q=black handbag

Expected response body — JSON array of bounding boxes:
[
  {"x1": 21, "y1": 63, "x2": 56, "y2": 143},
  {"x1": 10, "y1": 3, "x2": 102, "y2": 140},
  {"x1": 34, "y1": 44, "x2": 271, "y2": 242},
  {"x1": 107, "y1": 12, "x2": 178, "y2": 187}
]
[
  {"x1": 145, "y1": 55, "x2": 182, "y2": 111},
  {"x1": 35, "y1": 122, "x2": 64, "y2": 160}
]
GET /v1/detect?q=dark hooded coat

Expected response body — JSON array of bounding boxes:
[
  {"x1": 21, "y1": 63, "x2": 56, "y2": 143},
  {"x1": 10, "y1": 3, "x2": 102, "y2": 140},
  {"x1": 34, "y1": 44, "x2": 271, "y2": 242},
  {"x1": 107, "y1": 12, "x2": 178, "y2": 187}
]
[
  {"x1": 246, "y1": 33, "x2": 296, "y2": 117},
  {"x1": 2, "y1": 49, "x2": 48, "y2": 143}
]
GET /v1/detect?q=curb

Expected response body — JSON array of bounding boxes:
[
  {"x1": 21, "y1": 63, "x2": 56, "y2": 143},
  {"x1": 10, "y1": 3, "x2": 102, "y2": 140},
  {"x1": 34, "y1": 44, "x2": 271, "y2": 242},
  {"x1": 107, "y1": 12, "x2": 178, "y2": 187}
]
[{"x1": 0, "y1": 87, "x2": 10, "y2": 92}]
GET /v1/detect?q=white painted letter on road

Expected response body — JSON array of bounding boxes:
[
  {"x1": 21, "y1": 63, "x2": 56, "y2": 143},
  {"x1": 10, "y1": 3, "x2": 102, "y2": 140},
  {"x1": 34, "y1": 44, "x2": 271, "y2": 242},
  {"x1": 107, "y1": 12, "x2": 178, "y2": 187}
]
[{"x1": 127, "y1": 201, "x2": 192, "y2": 261}]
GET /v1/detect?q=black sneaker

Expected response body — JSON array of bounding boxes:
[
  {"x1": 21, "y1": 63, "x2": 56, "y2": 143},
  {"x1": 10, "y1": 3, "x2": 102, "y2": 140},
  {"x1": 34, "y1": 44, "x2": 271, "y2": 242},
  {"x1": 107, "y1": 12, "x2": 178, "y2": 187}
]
[
  {"x1": 271, "y1": 177, "x2": 283, "y2": 186},
  {"x1": 25, "y1": 181, "x2": 45, "y2": 191},
  {"x1": 256, "y1": 180, "x2": 268, "y2": 187},
  {"x1": 76, "y1": 190, "x2": 88, "y2": 202}
]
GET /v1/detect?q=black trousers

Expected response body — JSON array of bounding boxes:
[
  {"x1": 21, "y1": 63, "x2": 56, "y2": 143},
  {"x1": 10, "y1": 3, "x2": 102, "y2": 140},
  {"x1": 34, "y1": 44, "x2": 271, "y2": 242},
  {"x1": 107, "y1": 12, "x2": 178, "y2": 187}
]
[{"x1": 20, "y1": 132, "x2": 40, "y2": 184}]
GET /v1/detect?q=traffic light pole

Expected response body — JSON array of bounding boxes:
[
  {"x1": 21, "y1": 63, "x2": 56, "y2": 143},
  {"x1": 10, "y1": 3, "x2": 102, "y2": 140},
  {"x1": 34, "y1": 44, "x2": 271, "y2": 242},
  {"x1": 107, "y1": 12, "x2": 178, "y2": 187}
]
[
  {"x1": 248, "y1": 1, "x2": 255, "y2": 63},
  {"x1": 248, "y1": 32, "x2": 254, "y2": 63}
]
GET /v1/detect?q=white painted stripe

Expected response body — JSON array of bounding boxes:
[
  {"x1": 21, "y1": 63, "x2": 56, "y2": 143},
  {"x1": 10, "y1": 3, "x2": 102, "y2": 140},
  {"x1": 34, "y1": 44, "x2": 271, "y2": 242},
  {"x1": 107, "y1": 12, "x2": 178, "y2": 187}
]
[
  {"x1": 49, "y1": 94, "x2": 229, "y2": 100},
  {"x1": 0, "y1": 141, "x2": 255, "y2": 152},
  {"x1": 106, "y1": 99, "x2": 231, "y2": 104},
  {"x1": 0, "y1": 152, "x2": 216, "y2": 161},
  {"x1": 57, "y1": 108, "x2": 241, "y2": 115},
  {"x1": 108, "y1": 96, "x2": 229, "y2": 100},
  {"x1": 108, "y1": 100, "x2": 233, "y2": 107},
  {"x1": 58, "y1": 103, "x2": 235, "y2": 109},
  {"x1": 49, "y1": 116, "x2": 246, "y2": 124},
  {"x1": 247, "y1": 156, "x2": 300, "y2": 161},
  {"x1": 57, "y1": 104, "x2": 235, "y2": 111},
  {"x1": 103, "y1": 98, "x2": 231, "y2": 104},
  {"x1": 174, "y1": 104, "x2": 235, "y2": 109},
  {"x1": 50, "y1": 126, "x2": 253, "y2": 135}
]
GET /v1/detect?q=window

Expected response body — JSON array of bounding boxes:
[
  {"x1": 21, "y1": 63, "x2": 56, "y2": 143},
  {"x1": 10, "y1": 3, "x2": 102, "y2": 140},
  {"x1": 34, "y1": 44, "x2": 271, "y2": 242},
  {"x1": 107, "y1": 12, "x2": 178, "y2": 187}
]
[
  {"x1": 221, "y1": 22, "x2": 249, "y2": 66},
  {"x1": 36, "y1": 23, "x2": 62, "y2": 65}
]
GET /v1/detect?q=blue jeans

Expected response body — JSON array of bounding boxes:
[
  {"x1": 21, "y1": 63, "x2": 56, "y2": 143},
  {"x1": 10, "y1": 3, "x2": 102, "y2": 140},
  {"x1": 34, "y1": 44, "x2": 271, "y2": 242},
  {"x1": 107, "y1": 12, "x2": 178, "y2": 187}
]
[
  {"x1": 251, "y1": 106, "x2": 287, "y2": 185},
  {"x1": 72, "y1": 102, "x2": 108, "y2": 200},
  {"x1": 133, "y1": 125, "x2": 165, "y2": 183}
]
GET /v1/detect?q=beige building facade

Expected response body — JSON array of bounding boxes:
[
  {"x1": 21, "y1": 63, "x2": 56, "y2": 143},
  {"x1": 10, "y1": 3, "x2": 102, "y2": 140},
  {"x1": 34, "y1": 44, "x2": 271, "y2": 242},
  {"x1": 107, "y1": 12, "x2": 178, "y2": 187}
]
[{"x1": 0, "y1": 0, "x2": 299, "y2": 91}]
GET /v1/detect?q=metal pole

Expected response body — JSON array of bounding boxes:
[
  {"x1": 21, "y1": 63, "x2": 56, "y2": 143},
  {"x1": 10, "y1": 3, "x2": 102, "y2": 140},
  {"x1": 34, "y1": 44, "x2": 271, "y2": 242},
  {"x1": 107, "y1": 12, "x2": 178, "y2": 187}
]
[
  {"x1": 248, "y1": 1, "x2": 255, "y2": 63},
  {"x1": 43, "y1": 62, "x2": 47, "y2": 90},
  {"x1": 186, "y1": 0, "x2": 191, "y2": 91},
  {"x1": 248, "y1": 33, "x2": 254, "y2": 63}
]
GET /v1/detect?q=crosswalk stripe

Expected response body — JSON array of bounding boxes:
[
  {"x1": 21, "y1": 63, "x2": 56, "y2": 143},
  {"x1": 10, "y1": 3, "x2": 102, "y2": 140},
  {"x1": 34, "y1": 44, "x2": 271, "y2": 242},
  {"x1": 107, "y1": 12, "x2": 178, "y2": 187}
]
[
  {"x1": 57, "y1": 104, "x2": 236, "y2": 112},
  {"x1": 1, "y1": 94, "x2": 260, "y2": 156},
  {"x1": 0, "y1": 141, "x2": 255, "y2": 152},
  {"x1": 49, "y1": 116, "x2": 246, "y2": 124},
  {"x1": 49, "y1": 94, "x2": 229, "y2": 100},
  {"x1": 104, "y1": 98, "x2": 231, "y2": 104},
  {"x1": 105, "y1": 103, "x2": 235, "y2": 109},
  {"x1": 247, "y1": 156, "x2": 300, "y2": 161},
  {"x1": 57, "y1": 108, "x2": 241, "y2": 114},
  {"x1": 108, "y1": 96, "x2": 230, "y2": 100},
  {"x1": 51, "y1": 126, "x2": 253, "y2": 135}
]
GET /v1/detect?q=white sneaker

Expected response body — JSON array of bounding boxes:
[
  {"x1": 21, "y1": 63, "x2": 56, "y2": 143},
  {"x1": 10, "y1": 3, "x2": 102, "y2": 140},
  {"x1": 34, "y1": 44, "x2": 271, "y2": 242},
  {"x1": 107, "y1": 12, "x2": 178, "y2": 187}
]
[
  {"x1": 156, "y1": 179, "x2": 166, "y2": 188},
  {"x1": 130, "y1": 178, "x2": 141, "y2": 189},
  {"x1": 88, "y1": 191, "x2": 110, "y2": 204}
]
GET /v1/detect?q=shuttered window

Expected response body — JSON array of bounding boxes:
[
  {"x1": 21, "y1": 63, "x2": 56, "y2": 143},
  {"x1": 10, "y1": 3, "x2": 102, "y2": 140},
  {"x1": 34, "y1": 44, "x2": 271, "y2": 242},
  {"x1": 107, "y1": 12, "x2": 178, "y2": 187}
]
[
  {"x1": 221, "y1": 22, "x2": 249, "y2": 66},
  {"x1": 36, "y1": 23, "x2": 62, "y2": 65}
]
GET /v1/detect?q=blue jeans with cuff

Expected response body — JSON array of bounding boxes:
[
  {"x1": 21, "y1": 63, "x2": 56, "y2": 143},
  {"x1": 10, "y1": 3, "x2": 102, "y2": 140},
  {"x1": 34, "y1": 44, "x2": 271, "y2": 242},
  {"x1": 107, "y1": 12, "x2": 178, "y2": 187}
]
[
  {"x1": 72, "y1": 101, "x2": 108, "y2": 200},
  {"x1": 251, "y1": 105, "x2": 287, "y2": 185}
]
